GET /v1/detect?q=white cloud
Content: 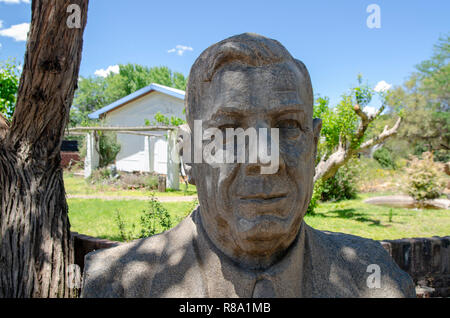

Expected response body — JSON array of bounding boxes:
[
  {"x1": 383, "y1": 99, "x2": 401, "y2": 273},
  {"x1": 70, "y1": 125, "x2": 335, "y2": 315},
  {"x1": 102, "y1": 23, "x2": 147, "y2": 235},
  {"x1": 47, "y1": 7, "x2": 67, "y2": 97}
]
[
  {"x1": 94, "y1": 65, "x2": 119, "y2": 78},
  {"x1": 0, "y1": 22, "x2": 30, "y2": 41},
  {"x1": 363, "y1": 106, "x2": 377, "y2": 116},
  {"x1": 0, "y1": 0, "x2": 31, "y2": 4},
  {"x1": 167, "y1": 44, "x2": 193, "y2": 56},
  {"x1": 374, "y1": 80, "x2": 392, "y2": 93}
]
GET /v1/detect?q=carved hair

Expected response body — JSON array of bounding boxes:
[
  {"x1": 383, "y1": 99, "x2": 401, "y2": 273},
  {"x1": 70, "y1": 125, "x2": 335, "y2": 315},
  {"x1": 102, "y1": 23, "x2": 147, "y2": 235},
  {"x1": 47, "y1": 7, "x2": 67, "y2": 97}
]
[{"x1": 185, "y1": 33, "x2": 313, "y2": 127}]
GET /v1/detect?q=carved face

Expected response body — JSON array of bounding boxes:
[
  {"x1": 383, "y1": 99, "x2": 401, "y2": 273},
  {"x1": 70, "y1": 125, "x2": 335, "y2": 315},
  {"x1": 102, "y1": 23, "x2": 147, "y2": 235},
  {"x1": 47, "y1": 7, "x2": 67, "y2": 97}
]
[{"x1": 191, "y1": 60, "x2": 321, "y2": 268}]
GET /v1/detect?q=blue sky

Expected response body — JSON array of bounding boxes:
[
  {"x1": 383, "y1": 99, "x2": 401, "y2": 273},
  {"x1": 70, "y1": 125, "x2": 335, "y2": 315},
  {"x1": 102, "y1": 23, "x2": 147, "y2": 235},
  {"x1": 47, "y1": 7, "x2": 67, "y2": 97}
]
[{"x1": 0, "y1": 0, "x2": 449, "y2": 107}]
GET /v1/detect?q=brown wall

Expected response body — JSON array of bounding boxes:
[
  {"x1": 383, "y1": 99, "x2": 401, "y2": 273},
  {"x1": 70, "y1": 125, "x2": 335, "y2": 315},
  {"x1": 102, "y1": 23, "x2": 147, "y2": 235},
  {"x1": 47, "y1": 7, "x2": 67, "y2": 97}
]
[
  {"x1": 71, "y1": 232, "x2": 450, "y2": 297},
  {"x1": 61, "y1": 151, "x2": 80, "y2": 168}
]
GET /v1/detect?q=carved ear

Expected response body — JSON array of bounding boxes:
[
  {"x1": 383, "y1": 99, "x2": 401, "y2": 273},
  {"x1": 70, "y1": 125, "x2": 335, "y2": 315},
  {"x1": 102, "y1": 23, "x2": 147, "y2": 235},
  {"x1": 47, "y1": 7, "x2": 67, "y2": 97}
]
[
  {"x1": 312, "y1": 118, "x2": 322, "y2": 158},
  {"x1": 177, "y1": 124, "x2": 195, "y2": 185}
]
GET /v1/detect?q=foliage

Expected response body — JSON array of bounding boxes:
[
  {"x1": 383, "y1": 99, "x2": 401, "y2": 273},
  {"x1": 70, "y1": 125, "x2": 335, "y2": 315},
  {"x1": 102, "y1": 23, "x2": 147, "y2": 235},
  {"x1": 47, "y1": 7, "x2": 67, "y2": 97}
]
[
  {"x1": 313, "y1": 75, "x2": 383, "y2": 163},
  {"x1": 70, "y1": 64, "x2": 188, "y2": 126},
  {"x1": 115, "y1": 210, "x2": 136, "y2": 242},
  {"x1": 405, "y1": 152, "x2": 446, "y2": 202},
  {"x1": 139, "y1": 193, "x2": 173, "y2": 238},
  {"x1": 78, "y1": 126, "x2": 121, "y2": 169},
  {"x1": 145, "y1": 111, "x2": 186, "y2": 126},
  {"x1": 98, "y1": 131, "x2": 121, "y2": 168},
  {"x1": 313, "y1": 95, "x2": 359, "y2": 159},
  {"x1": 112, "y1": 193, "x2": 174, "y2": 241},
  {"x1": 0, "y1": 59, "x2": 20, "y2": 119},
  {"x1": 385, "y1": 34, "x2": 449, "y2": 161},
  {"x1": 319, "y1": 159, "x2": 359, "y2": 202},
  {"x1": 309, "y1": 75, "x2": 388, "y2": 211},
  {"x1": 306, "y1": 180, "x2": 323, "y2": 215},
  {"x1": 373, "y1": 147, "x2": 396, "y2": 169}
]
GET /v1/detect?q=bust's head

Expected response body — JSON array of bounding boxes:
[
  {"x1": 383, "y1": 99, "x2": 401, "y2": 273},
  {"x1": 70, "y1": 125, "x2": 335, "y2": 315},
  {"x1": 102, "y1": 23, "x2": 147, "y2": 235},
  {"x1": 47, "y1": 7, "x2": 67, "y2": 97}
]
[{"x1": 185, "y1": 33, "x2": 321, "y2": 269}]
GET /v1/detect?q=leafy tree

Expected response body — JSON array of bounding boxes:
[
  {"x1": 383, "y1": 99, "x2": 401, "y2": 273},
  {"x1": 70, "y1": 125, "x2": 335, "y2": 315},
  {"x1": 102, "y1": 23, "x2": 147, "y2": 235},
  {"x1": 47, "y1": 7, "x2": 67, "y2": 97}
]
[
  {"x1": 386, "y1": 34, "x2": 449, "y2": 161},
  {"x1": 0, "y1": 59, "x2": 20, "y2": 119},
  {"x1": 70, "y1": 76, "x2": 108, "y2": 126},
  {"x1": 314, "y1": 75, "x2": 401, "y2": 183},
  {"x1": 307, "y1": 76, "x2": 402, "y2": 213}
]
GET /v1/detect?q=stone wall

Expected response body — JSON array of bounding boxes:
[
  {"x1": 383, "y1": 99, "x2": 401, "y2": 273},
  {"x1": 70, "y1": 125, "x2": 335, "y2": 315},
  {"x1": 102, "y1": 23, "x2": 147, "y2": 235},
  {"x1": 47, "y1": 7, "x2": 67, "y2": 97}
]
[
  {"x1": 71, "y1": 232, "x2": 450, "y2": 297},
  {"x1": 380, "y1": 236, "x2": 450, "y2": 297},
  {"x1": 72, "y1": 232, "x2": 120, "y2": 270}
]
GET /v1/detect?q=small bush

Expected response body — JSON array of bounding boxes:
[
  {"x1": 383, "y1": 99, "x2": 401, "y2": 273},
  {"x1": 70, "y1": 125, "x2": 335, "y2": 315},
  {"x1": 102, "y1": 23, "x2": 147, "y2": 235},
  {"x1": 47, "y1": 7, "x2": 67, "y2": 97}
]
[
  {"x1": 139, "y1": 193, "x2": 173, "y2": 238},
  {"x1": 405, "y1": 152, "x2": 446, "y2": 202},
  {"x1": 98, "y1": 132, "x2": 121, "y2": 168},
  {"x1": 306, "y1": 180, "x2": 322, "y2": 215},
  {"x1": 373, "y1": 147, "x2": 396, "y2": 169},
  {"x1": 113, "y1": 194, "x2": 173, "y2": 241},
  {"x1": 78, "y1": 131, "x2": 121, "y2": 168},
  {"x1": 115, "y1": 210, "x2": 136, "y2": 242},
  {"x1": 320, "y1": 160, "x2": 358, "y2": 202}
]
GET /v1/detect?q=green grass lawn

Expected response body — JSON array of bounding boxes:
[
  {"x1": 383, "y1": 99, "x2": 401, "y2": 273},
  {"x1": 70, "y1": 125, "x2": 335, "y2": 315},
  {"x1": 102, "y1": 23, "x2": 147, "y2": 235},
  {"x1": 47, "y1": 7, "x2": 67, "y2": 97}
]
[
  {"x1": 68, "y1": 199, "x2": 194, "y2": 241},
  {"x1": 64, "y1": 172, "x2": 197, "y2": 197},
  {"x1": 305, "y1": 194, "x2": 450, "y2": 240},
  {"x1": 68, "y1": 193, "x2": 449, "y2": 242}
]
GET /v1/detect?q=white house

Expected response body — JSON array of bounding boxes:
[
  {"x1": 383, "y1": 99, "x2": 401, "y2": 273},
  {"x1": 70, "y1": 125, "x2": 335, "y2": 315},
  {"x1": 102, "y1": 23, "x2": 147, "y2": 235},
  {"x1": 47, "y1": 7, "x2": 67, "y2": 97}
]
[{"x1": 88, "y1": 83, "x2": 185, "y2": 179}]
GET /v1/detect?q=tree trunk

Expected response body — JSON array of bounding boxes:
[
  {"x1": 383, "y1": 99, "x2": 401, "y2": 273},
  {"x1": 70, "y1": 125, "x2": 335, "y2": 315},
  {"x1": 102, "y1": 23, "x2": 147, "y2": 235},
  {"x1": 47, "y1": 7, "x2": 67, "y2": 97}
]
[{"x1": 0, "y1": 0, "x2": 88, "y2": 298}]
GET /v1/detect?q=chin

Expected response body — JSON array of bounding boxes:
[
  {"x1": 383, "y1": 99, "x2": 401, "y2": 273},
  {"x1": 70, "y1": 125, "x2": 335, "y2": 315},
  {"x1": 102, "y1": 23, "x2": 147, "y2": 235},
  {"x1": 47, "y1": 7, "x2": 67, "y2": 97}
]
[{"x1": 233, "y1": 217, "x2": 299, "y2": 256}]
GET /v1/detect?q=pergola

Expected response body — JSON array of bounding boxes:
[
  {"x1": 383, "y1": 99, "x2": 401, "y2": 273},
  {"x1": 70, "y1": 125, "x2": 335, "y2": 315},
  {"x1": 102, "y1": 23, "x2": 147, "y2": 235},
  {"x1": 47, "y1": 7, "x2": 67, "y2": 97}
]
[{"x1": 66, "y1": 125, "x2": 181, "y2": 190}]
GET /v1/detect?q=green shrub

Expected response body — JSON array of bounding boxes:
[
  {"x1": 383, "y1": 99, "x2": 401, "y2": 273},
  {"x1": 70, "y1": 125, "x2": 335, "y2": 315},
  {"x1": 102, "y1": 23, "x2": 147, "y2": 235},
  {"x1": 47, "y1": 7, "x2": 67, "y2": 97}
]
[
  {"x1": 113, "y1": 194, "x2": 174, "y2": 241},
  {"x1": 320, "y1": 160, "x2": 358, "y2": 202},
  {"x1": 405, "y1": 152, "x2": 446, "y2": 202},
  {"x1": 373, "y1": 147, "x2": 396, "y2": 169},
  {"x1": 139, "y1": 193, "x2": 173, "y2": 238},
  {"x1": 78, "y1": 131, "x2": 121, "y2": 168},
  {"x1": 114, "y1": 210, "x2": 136, "y2": 242},
  {"x1": 98, "y1": 131, "x2": 121, "y2": 168},
  {"x1": 306, "y1": 180, "x2": 323, "y2": 215}
]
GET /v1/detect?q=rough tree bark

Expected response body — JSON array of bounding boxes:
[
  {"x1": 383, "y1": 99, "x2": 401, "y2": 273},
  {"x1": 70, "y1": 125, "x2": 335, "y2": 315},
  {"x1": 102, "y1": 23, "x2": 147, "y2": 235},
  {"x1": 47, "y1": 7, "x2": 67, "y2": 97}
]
[
  {"x1": 0, "y1": 0, "x2": 88, "y2": 297},
  {"x1": 314, "y1": 104, "x2": 402, "y2": 183}
]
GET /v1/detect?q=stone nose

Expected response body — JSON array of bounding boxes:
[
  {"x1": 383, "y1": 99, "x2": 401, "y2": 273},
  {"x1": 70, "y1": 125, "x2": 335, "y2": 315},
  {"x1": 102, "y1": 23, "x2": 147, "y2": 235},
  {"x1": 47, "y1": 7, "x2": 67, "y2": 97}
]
[{"x1": 243, "y1": 122, "x2": 283, "y2": 176}]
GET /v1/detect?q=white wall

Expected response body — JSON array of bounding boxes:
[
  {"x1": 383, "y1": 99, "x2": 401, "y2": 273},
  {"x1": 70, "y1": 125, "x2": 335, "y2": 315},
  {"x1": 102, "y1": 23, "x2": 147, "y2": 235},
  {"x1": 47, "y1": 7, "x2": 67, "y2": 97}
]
[{"x1": 103, "y1": 91, "x2": 184, "y2": 174}]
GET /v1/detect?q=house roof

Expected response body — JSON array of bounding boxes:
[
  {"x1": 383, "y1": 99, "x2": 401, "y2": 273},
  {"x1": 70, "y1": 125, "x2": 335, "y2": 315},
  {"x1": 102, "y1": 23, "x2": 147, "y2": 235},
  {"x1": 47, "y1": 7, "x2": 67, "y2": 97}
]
[{"x1": 88, "y1": 83, "x2": 185, "y2": 119}]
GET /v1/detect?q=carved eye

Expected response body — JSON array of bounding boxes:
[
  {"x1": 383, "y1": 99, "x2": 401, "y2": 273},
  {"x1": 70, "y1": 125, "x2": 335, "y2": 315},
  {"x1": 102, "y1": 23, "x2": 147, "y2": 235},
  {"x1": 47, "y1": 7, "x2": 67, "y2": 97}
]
[
  {"x1": 218, "y1": 124, "x2": 240, "y2": 146},
  {"x1": 275, "y1": 119, "x2": 301, "y2": 139}
]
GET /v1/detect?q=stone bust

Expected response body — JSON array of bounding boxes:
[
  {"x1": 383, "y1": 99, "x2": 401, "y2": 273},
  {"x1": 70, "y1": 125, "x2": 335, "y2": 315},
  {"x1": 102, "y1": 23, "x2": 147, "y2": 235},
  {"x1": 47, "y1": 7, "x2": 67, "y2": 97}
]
[{"x1": 81, "y1": 33, "x2": 415, "y2": 298}]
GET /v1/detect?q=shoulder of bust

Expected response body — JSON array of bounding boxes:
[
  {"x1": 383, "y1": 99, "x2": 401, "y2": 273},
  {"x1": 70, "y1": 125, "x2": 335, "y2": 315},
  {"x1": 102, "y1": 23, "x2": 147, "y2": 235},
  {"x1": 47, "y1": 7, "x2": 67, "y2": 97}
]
[
  {"x1": 305, "y1": 225, "x2": 416, "y2": 297},
  {"x1": 81, "y1": 213, "x2": 198, "y2": 298}
]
